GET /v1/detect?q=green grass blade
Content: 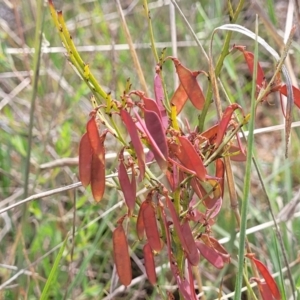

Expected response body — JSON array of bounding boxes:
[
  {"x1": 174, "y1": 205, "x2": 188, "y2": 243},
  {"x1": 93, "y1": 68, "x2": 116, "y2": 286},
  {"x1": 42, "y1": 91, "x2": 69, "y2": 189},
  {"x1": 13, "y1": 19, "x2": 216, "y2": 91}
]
[
  {"x1": 273, "y1": 232, "x2": 287, "y2": 300},
  {"x1": 40, "y1": 234, "x2": 68, "y2": 300},
  {"x1": 233, "y1": 15, "x2": 259, "y2": 300}
]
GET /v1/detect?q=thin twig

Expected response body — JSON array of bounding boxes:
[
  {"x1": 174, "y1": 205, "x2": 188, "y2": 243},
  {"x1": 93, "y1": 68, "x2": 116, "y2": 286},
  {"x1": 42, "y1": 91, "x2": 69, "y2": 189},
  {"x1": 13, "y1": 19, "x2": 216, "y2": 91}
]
[
  {"x1": 0, "y1": 182, "x2": 82, "y2": 215},
  {"x1": 170, "y1": 0, "x2": 209, "y2": 64},
  {"x1": 0, "y1": 77, "x2": 31, "y2": 111},
  {"x1": 169, "y1": 1, "x2": 178, "y2": 89},
  {"x1": 115, "y1": 0, "x2": 149, "y2": 95},
  {"x1": 143, "y1": 0, "x2": 159, "y2": 63}
]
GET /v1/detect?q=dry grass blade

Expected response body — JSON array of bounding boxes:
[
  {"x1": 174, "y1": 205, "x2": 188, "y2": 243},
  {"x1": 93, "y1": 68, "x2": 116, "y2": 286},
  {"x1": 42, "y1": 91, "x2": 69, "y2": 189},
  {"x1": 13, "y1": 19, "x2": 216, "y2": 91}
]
[
  {"x1": 115, "y1": 0, "x2": 149, "y2": 95},
  {"x1": 0, "y1": 78, "x2": 31, "y2": 111}
]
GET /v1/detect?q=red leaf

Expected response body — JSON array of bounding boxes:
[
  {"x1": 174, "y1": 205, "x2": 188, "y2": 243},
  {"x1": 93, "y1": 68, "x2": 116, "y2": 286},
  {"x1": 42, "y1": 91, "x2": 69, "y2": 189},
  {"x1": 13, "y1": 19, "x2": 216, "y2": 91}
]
[
  {"x1": 234, "y1": 45, "x2": 265, "y2": 88},
  {"x1": 86, "y1": 115, "x2": 101, "y2": 153},
  {"x1": 190, "y1": 177, "x2": 203, "y2": 200},
  {"x1": 168, "y1": 156, "x2": 197, "y2": 177},
  {"x1": 177, "y1": 136, "x2": 207, "y2": 181},
  {"x1": 227, "y1": 144, "x2": 247, "y2": 161},
  {"x1": 187, "y1": 260, "x2": 197, "y2": 300},
  {"x1": 279, "y1": 84, "x2": 300, "y2": 109},
  {"x1": 206, "y1": 197, "x2": 222, "y2": 219},
  {"x1": 85, "y1": 114, "x2": 107, "y2": 202},
  {"x1": 214, "y1": 104, "x2": 242, "y2": 148},
  {"x1": 246, "y1": 254, "x2": 281, "y2": 300},
  {"x1": 143, "y1": 96, "x2": 162, "y2": 121},
  {"x1": 201, "y1": 123, "x2": 219, "y2": 143},
  {"x1": 144, "y1": 108, "x2": 168, "y2": 159},
  {"x1": 251, "y1": 278, "x2": 275, "y2": 300},
  {"x1": 165, "y1": 162, "x2": 180, "y2": 191},
  {"x1": 158, "y1": 201, "x2": 173, "y2": 262},
  {"x1": 243, "y1": 51, "x2": 265, "y2": 87},
  {"x1": 203, "y1": 179, "x2": 222, "y2": 214},
  {"x1": 113, "y1": 223, "x2": 132, "y2": 286},
  {"x1": 171, "y1": 263, "x2": 197, "y2": 300},
  {"x1": 196, "y1": 234, "x2": 230, "y2": 269},
  {"x1": 165, "y1": 193, "x2": 190, "y2": 254},
  {"x1": 134, "y1": 111, "x2": 168, "y2": 171},
  {"x1": 215, "y1": 159, "x2": 224, "y2": 198},
  {"x1": 136, "y1": 201, "x2": 147, "y2": 240},
  {"x1": 131, "y1": 90, "x2": 166, "y2": 128},
  {"x1": 191, "y1": 177, "x2": 221, "y2": 212},
  {"x1": 171, "y1": 57, "x2": 205, "y2": 110},
  {"x1": 118, "y1": 159, "x2": 136, "y2": 216},
  {"x1": 143, "y1": 243, "x2": 157, "y2": 285},
  {"x1": 181, "y1": 219, "x2": 200, "y2": 266},
  {"x1": 201, "y1": 234, "x2": 230, "y2": 263},
  {"x1": 154, "y1": 72, "x2": 168, "y2": 129},
  {"x1": 170, "y1": 84, "x2": 189, "y2": 114},
  {"x1": 120, "y1": 109, "x2": 145, "y2": 180},
  {"x1": 90, "y1": 147, "x2": 105, "y2": 202},
  {"x1": 79, "y1": 132, "x2": 92, "y2": 187},
  {"x1": 196, "y1": 241, "x2": 224, "y2": 269},
  {"x1": 142, "y1": 199, "x2": 162, "y2": 252}
]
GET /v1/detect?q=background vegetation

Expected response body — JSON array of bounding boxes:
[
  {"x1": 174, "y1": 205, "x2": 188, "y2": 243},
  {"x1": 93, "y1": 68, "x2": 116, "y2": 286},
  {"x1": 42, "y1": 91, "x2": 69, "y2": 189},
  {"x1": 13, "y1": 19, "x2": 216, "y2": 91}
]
[{"x1": 0, "y1": 0, "x2": 299, "y2": 299}]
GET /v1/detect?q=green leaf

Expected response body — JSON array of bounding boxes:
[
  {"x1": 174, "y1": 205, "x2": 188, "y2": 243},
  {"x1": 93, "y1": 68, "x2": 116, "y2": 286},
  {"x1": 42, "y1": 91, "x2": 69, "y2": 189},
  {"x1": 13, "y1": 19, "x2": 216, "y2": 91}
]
[{"x1": 40, "y1": 234, "x2": 68, "y2": 300}]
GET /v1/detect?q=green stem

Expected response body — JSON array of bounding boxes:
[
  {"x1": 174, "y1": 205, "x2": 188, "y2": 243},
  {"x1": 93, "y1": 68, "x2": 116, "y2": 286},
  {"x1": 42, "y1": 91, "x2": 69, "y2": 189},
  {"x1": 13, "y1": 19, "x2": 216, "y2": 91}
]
[
  {"x1": 20, "y1": 0, "x2": 45, "y2": 287},
  {"x1": 233, "y1": 15, "x2": 258, "y2": 300},
  {"x1": 24, "y1": 0, "x2": 45, "y2": 199},
  {"x1": 56, "y1": 12, "x2": 108, "y2": 100},
  {"x1": 173, "y1": 188, "x2": 185, "y2": 278},
  {"x1": 143, "y1": 3, "x2": 170, "y2": 113},
  {"x1": 243, "y1": 270, "x2": 259, "y2": 300},
  {"x1": 108, "y1": 115, "x2": 127, "y2": 145},
  {"x1": 198, "y1": 0, "x2": 245, "y2": 131},
  {"x1": 143, "y1": 0, "x2": 159, "y2": 63}
]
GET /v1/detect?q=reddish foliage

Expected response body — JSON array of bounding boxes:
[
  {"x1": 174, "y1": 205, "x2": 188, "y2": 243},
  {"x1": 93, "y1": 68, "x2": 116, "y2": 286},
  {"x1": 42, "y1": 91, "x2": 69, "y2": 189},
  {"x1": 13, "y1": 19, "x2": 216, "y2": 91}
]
[
  {"x1": 118, "y1": 157, "x2": 136, "y2": 216},
  {"x1": 144, "y1": 108, "x2": 168, "y2": 159},
  {"x1": 227, "y1": 144, "x2": 247, "y2": 161},
  {"x1": 246, "y1": 254, "x2": 281, "y2": 300},
  {"x1": 135, "y1": 111, "x2": 168, "y2": 171},
  {"x1": 90, "y1": 150, "x2": 105, "y2": 202},
  {"x1": 86, "y1": 114, "x2": 101, "y2": 153},
  {"x1": 201, "y1": 234, "x2": 230, "y2": 262},
  {"x1": 214, "y1": 103, "x2": 243, "y2": 148},
  {"x1": 165, "y1": 193, "x2": 190, "y2": 254},
  {"x1": 170, "y1": 57, "x2": 205, "y2": 110},
  {"x1": 176, "y1": 136, "x2": 207, "y2": 181},
  {"x1": 251, "y1": 278, "x2": 275, "y2": 300},
  {"x1": 196, "y1": 234, "x2": 230, "y2": 269},
  {"x1": 78, "y1": 114, "x2": 106, "y2": 202},
  {"x1": 171, "y1": 263, "x2": 197, "y2": 300},
  {"x1": 136, "y1": 201, "x2": 147, "y2": 240},
  {"x1": 143, "y1": 96, "x2": 163, "y2": 123},
  {"x1": 279, "y1": 84, "x2": 300, "y2": 109},
  {"x1": 154, "y1": 70, "x2": 168, "y2": 130},
  {"x1": 113, "y1": 222, "x2": 132, "y2": 286},
  {"x1": 196, "y1": 241, "x2": 224, "y2": 269},
  {"x1": 78, "y1": 132, "x2": 92, "y2": 187},
  {"x1": 142, "y1": 197, "x2": 163, "y2": 252},
  {"x1": 215, "y1": 159, "x2": 224, "y2": 198},
  {"x1": 143, "y1": 243, "x2": 157, "y2": 285},
  {"x1": 181, "y1": 219, "x2": 200, "y2": 266},
  {"x1": 120, "y1": 109, "x2": 145, "y2": 180},
  {"x1": 234, "y1": 45, "x2": 265, "y2": 88},
  {"x1": 170, "y1": 84, "x2": 189, "y2": 114}
]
